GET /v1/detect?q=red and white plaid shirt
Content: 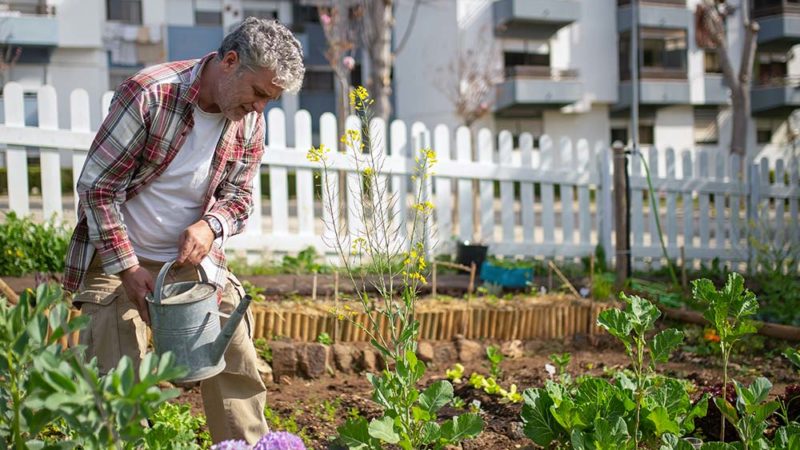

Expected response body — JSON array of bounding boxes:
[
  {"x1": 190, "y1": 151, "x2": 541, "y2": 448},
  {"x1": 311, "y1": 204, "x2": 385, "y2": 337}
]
[{"x1": 63, "y1": 53, "x2": 264, "y2": 292}]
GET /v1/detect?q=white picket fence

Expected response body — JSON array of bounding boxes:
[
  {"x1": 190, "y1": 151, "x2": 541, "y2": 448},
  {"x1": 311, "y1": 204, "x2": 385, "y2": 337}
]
[{"x1": 1, "y1": 82, "x2": 799, "y2": 271}]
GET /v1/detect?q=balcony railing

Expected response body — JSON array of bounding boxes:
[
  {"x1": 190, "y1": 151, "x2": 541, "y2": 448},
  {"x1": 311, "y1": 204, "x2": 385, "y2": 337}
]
[
  {"x1": 617, "y1": 0, "x2": 687, "y2": 7},
  {"x1": 504, "y1": 65, "x2": 579, "y2": 80},
  {"x1": 0, "y1": 0, "x2": 54, "y2": 15},
  {"x1": 753, "y1": 75, "x2": 800, "y2": 87},
  {"x1": 620, "y1": 66, "x2": 688, "y2": 81},
  {"x1": 752, "y1": 0, "x2": 800, "y2": 18}
]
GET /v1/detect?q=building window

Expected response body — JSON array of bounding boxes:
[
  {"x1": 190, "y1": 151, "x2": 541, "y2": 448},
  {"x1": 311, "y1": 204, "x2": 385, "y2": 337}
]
[
  {"x1": 756, "y1": 120, "x2": 774, "y2": 144},
  {"x1": 107, "y1": 0, "x2": 142, "y2": 24},
  {"x1": 302, "y1": 69, "x2": 334, "y2": 92},
  {"x1": 755, "y1": 52, "x2": 788, "y2": 86},
  {"x1": 619, "y1": 29, "x2": 687, "y2": 80},
  {"x1": 638, "y1": 125, "x2": 654, "y2": 145},
  {"x1": 694, "y1": 108, "x2": 719, "y2": 145},
  {"x1": 242, "y1": 9, "x2": 277, "y2": 20},
  {"x1": 704, "y1": 51, "x2": 722, "y2": 74},
  {"x1": 611, "y1": 127, "x2": 628, "y2": 145},
  {"x1": 195, "y1": 10, "x2": 222, "y2": 25}
]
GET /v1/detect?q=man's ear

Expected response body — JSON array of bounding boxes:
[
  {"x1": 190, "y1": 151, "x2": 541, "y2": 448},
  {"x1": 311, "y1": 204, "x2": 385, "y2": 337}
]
[{"x1": 220, "y1": 50, "x2": 240, "y2": 72}]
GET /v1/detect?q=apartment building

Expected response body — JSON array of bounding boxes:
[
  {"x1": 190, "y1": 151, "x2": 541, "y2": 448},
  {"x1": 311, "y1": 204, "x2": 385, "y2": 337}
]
[{"x1": 394, "y1": 0, "x2": 800, "y2": 160}]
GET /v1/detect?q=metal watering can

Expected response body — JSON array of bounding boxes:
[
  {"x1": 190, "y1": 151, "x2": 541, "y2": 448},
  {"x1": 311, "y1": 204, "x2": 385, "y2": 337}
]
[{"x1": 146, "y1": 261, "x2": 252, "y2": 383}]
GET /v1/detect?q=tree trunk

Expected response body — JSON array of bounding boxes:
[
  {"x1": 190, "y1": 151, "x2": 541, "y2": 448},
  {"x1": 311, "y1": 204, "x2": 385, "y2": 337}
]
[{"x1": 364, "y1": 0, "x2": 394, "y2": 123}]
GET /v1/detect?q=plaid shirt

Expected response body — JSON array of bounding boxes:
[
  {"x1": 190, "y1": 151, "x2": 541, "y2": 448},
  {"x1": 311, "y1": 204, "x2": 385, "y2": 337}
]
[{"x1": 63, "y1": 53, "x2": 265, "y2": 292}]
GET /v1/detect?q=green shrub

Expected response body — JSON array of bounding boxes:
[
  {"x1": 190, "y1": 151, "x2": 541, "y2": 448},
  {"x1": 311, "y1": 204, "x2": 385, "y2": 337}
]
[
  {"x1": 141, "y1": 402, "x2": 211, "y2": 449},
  {"x1": 0, "y1": 212, "x2": 70, "y2": 276}
]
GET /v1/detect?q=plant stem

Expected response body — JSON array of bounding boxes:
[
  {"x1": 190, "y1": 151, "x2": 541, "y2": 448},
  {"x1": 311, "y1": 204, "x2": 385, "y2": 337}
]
[
  {"x1": 721, "y1": 346, "x2": 729, "y2": 442},
  {"x1": 633, "y1": 337, "x2": 645, "y2": 448},
  {"x1": 638, "y1": 152, "x2": 679, "y2": 288},
  {"x1": 8, "y1": 350, "x2": 24, "y2": 449}
]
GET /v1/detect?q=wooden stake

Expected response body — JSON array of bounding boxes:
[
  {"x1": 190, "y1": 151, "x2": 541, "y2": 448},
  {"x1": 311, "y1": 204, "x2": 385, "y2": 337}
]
[
  {"x1": 0, "y1": 277, "x2": 19, "y2": 304},
  {"x1": 548, "y1": 260, "x2": 582, "y2": 298},
  {"x1": 468, "y1": 262, "x2": 477, "y2": 295},
  {"x1": 432, "y1": 261, "x2": 438, "y2": 297},
  {"x1": 312, "y1": 273, "x2": 318, "y2": 301},
  {"x1": 613, "y1": 141, "x2": 630, "y2": 289},
  {"x1": 680, "y1": 246, "x2": 688, "y2": 290},
  {"x1": 547, "y1": 260, "x2": 553, "y2": 291},
  {"x1": 589, "y1": 253, "x2": 595, "y2": 294}
]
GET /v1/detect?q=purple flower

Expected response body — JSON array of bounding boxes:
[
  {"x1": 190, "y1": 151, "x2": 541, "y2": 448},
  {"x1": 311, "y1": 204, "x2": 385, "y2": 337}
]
[
  {"x1": 211, "y1": 440, "x2": 250, "y2": 450},
  {"x1": 253, "y1": 431, "x2": 306, "y2": 450}
]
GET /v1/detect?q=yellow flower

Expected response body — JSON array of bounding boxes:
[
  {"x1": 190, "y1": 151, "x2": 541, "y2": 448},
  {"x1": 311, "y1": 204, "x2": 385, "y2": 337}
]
[
  {"x1": 363, "y1": 167, "x2": 374, "y2": 178},
  {"x1": 306, "y1": 144, "x2": 330, "y2": 163}
]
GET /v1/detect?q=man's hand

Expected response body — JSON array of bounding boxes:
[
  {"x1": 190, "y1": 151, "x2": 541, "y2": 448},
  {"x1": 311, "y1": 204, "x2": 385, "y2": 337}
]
[
  {"x1": 176, "y1": 220, "x2": 215, "y2": 266},
  {"x1": 120, "y1": 264, "x2": 154, "y2": 325}
]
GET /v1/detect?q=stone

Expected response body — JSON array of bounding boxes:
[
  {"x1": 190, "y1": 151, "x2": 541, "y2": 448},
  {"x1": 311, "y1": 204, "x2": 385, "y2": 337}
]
[
  {"x1": 433, "y1": 342, "x2": 457, "y2": 364},
  {"x1": 298, "y1": 343, "x2": 329, "y2": 379},
  {"x1": 270, "y1": 341, "x2": 297, "y2": 381},
  {"x1": 359, "y1": 348, "x2": 378, "y2": 372},
  {"x1": 256, "y1": 359, "x2": 273, "y2": 384},
  {"x1": 455, "y1": 337, "x2": 483, "y2": 363},
  {"x1": 500, "y1": 339, "x2": 523, "y2": 359},
  {"x1": 332, "y1": 344, "x2": 356, "y2": 373},
  {"x1": 417, "y1": 341, "x2": 435, "y2": 364}
]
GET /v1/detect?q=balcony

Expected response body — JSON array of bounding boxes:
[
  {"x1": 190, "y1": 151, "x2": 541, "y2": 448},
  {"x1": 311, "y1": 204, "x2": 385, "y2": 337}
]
[
  {"x1": 618, "y1": 68, "x2": 690, "y2": 107},
  {"x1": 703, "y1": 74, "x2": 730, "y2": 105},
  {"x1": 0, "y1": 10, "x2": 58, "y2": 47},
  {"x1": 493, "y1": 0, "x2": 581, "y2": 39},
  {"x1": 494, "y1": 66, "x2": 583, "y2": 115},
  {"x1": 750, "y1": 76, "x2": 800, "y2": 116},
  {"x1": 752, "y1": 0, "x2": 800, "y2": 51},
  {"x1": 617, "y1": 1, "x2": 692, "y2": 32}
]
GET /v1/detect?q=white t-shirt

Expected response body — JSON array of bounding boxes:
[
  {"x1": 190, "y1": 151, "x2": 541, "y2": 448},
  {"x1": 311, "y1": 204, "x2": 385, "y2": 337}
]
[{"x1": 121, "y1": 105, "x2": 225, "y2": 261}]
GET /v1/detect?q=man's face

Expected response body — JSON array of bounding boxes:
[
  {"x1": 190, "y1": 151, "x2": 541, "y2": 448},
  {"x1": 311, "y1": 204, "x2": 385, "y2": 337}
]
[{"x1": 215, "y1": 51, "x2": 283, "y2": 121}]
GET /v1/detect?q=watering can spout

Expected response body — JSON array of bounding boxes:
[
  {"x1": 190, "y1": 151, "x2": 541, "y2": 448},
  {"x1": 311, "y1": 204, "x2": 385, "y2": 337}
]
[{"x1": 210, "y1": 295, "x2": 252, "y2": 365}]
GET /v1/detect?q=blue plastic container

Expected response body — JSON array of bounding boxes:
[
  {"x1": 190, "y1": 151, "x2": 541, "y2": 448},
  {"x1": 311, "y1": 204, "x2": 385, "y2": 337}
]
[{"x1": 479, "y1": 261, "x2": 534, "y2": 288}]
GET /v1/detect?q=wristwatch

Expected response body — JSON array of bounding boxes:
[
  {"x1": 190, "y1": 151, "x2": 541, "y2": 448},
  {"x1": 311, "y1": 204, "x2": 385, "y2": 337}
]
[{"x1": 203, "y1": 215, "x2": 223, "y2": 239}]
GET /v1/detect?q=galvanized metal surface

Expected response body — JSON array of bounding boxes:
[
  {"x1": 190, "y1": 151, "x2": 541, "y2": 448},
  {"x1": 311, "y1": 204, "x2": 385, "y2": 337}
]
[{"x1": 147, "y1": 261, "x2": 252, "y2": 383}]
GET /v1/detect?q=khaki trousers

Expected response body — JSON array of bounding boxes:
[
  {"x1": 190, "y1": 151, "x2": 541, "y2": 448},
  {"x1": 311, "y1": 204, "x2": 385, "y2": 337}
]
[{"x1": 74, "y1": 256, "x2": 268, "y2": 444}]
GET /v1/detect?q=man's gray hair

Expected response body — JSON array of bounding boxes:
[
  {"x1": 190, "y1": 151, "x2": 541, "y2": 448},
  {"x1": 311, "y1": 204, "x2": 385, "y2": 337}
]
[{"x1": 219, "y1": 17, "x2": 305, "y2": 94}]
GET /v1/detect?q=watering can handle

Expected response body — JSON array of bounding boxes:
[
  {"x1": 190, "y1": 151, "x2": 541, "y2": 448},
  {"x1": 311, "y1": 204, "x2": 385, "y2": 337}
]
[{"x1": 151, "y1": 260, "x2": 210, "y2": 304}]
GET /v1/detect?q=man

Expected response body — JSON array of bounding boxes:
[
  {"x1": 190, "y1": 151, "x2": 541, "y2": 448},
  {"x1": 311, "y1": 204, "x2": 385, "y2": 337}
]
[{"x1": 62, "y1": 18, "x2": 305, "y2": 443}]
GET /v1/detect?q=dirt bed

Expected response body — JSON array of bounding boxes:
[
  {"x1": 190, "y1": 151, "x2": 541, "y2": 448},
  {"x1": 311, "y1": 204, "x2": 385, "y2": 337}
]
[{"x1": 175, "y1": 338, "x2": 798, "y2": 450}]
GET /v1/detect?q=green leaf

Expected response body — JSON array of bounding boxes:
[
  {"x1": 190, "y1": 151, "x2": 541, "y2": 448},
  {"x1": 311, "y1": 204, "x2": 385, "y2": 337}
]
[
  {"x1": 521, "y1": 388, "x2": 566, "y2": 446},
  {"x1": 440, "y1": 413, "x2": 483, "y2": 443},
  {"x1": 743, "y1": 377, "x2": 772, "y2": 407},
  {"x1": 699, "y1": 443, "x2": 739, "y2": 450},
  {"x1": 419, "y1": 421, "x2": 441, "y2": 445},
  {"x1": 337, "y1": 417, "x2": 380, "y2": 450},
  {"x1": 597, "y1": 308, "x2": 632, "y2": 348},
  {"x1": 774, "y1": 423, "x2": 800, "y2": 450},
  {"x1": 367, "y1": 416, "x2": 399, "y2": 444},
  {"x1": 594, "y1": 416, "x2": 630, "y2": 449},
  {"x1": 571, "y1": 429, "x2": 595, "y2": 450},
  {"x1": 626, "y1": 293, "x2": 660, "y2": 335},
  {"x1": 713, "y1": 397, "x2": 739, "y2": 424},
  {"x1": 659, "y1": 433, "x2": 696, "y2": 450},
  {"x1": 649, "y1": 329, "x2": 684, "y2": 364},
  {"x1": 782, "y1": 347, "x2": 800, "y2": 371},
  {"x1": 419, "y1": 380, "x2": 453, "y2": 414},
  {"x1": 647, "y1": 406, "x2": 681, "y2": 436}
]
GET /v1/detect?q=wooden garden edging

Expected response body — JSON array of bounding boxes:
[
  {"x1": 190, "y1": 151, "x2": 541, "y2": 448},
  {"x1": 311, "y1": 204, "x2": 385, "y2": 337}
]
[
  {"x1": 249, "y1": 295, "x2": 612, "y2": 342},
  {"x1": 660, "y1": 306, "x2": 800, "y2": 342}
]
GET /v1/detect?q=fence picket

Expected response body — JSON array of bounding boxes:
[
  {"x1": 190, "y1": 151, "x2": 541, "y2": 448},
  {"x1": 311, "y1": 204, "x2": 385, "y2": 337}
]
[
  {"x1": 320, "y1": 113, "x2": 339, "y2": 251},
  {"x1": 478, "y1": 129, "x2": 495, "y2": 244},
  {"x1": 577, "y1": 140, "x2": 591, "y2": 247},
  {"x1": 455, "y1": 127, "x2": 473, "y2": 242},
  {"x1": 4, "y1": 83, "x2": 29, "y2": 216},
  {"x1": 559, "y1": 138, "x2": 575, "y2": 246},
  {"x1": 540, "y1": 136, "x2": 555, "y2": 247},
  {"x1": 38, "y1": 86, "x2": 62, "y2": 219},
  {"x1": 268, "y1": 109, "x2": 287, "y2": 236},
  {"x1": 730, "y1": 154, "x2": 742, "y2": 252},
  {"x1": 70, "y1": 89, "x2": 91, "y2": 216},
  {"x1": 682, "y1": 151, "x2": 694, "y2": 257},
  {"x1": 774, "y1": 158, "x2": 786, "y2": 247},
  {"x1": 391, "y1": 119, "x2": 409, "y2": 244},
  {"x1": 697, "y1": 151, "x2": 710, "y2": 250},
  {"x1": 597, "y1": 143, "x2": 613, "y2": 263},
  {"x1": 665, "y1": 149, "x2": 677, "y2": 249},
  {"x1": 519, "y1": 133, "x2": 535, "y2": 244},
  {"x1": 647, "y1": 147, "x2": 659, "y2": 259},
  {"x1": 346, "y1": 115, "x2": 364, "y2": 242},
  {"x1": 714, "y1": 154, "x2": 726, "y2": 252},
  {"x1": 295, "y1": 110, "x2": 314, "y2": 236},
  {"x1": 499, "y1": 131, "x2": 514, "y2": 243},
  {"x1": 434, "y1": 125, "x2": 453, "y2": 253}
]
